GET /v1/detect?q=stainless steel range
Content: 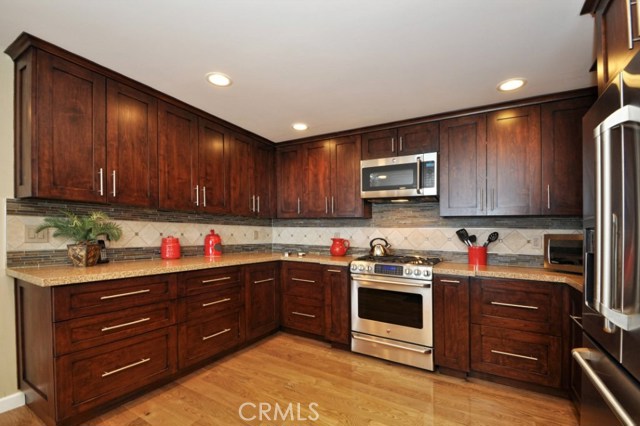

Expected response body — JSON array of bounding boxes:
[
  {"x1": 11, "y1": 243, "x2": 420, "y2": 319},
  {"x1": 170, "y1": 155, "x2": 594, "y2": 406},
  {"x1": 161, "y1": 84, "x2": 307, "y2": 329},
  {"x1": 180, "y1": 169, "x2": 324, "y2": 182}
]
[{"x1": 350, "y1": 255, "x2": 441, "y2": 371}]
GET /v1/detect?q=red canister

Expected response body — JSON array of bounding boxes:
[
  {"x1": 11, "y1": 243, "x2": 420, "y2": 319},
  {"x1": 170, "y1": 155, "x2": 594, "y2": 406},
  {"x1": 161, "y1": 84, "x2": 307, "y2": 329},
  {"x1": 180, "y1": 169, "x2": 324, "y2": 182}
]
[
  {"x1": 161, "y1": 236, "x2": 181, "y2": 259},
  {"x1": 204, "y1": 229, "x2": 222, "y2": 257}
]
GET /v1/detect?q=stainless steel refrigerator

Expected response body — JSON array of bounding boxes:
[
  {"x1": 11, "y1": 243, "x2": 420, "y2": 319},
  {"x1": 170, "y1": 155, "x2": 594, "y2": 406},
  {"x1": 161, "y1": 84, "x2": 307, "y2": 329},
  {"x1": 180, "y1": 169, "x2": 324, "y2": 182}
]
[{"x1": 579, "y1": 53, "x2": 640, "y2": 425}]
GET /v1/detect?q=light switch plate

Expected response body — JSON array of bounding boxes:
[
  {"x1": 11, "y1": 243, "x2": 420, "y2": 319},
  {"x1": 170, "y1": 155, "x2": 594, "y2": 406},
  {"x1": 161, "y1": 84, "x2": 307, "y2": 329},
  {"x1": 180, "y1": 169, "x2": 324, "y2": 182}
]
[{"x1": 25, "y1": 225, "x2": 49, "y2": 243}]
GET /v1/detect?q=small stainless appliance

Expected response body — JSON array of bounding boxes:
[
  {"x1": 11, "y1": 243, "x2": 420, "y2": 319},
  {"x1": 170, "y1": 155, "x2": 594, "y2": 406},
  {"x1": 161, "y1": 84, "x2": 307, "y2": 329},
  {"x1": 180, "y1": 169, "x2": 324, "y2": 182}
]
[
  {"x1": 543, "y1": 233, "x2": 583, "y2": 274},
  {"x1": 360, "y1": 152, "x2": 437, "y2": 200},
  {"x1": 350, "y1": 254, "x2": 441, "y2": 371}
]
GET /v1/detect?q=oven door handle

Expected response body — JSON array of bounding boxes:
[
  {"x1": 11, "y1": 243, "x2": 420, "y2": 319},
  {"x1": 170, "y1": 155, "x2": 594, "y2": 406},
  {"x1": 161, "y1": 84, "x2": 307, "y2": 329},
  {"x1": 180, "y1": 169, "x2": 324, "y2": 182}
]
[
  {"x1": 352, "y1": 334, "x2": 432, "y2": 354},
  {"x1": 352, "y1": 276, "x2": 430, "y2": 288}
]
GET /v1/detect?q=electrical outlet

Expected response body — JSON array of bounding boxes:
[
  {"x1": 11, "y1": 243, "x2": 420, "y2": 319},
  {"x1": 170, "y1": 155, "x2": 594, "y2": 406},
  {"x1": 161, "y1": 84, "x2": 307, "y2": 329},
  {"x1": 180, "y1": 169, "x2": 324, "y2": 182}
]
[
  {"x1": 334, "y1": 232, "x2": 340, "y2": 238},
  {"x1": 25, "y1": 225, "x2": 49, "y2": 243},
  {"x1": 253, "y1": 230, "x2": 259, "y2": 240},
  {"x1": 531, "y1": 237, "x2": 541, "y2": 249}
]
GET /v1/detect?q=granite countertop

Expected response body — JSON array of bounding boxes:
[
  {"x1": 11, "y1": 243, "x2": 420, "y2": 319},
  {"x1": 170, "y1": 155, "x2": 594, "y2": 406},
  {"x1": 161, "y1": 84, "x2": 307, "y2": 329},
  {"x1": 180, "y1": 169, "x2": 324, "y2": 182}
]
[
  {"x1": 6, "y1": 254, "x2": 583, "y2": 292},
  {"x1": 434, "y1": 262, "x2": 584, "y2": 292},
  {"x1": 6, "y1": 253, "x2": 355, "y2": 287}
]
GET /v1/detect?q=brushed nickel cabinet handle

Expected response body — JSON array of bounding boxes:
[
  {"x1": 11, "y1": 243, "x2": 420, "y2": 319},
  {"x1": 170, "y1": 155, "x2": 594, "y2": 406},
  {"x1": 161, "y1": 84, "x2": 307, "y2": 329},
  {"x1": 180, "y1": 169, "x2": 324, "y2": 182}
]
[
  {"x1": 257, "y1": 195, "x2": 260, "y2": 213},
  {"x1": 112, "y1": 170, "x2": 117, "y2": 197},
  {"x1": 491, "y1": 349, "x2": 538, "y2": 361},
  {"x1": 490, "y1": 301, "x2": 539, "y2": 310},
  {"x1": 326, "y1": 269, "x2": 341, "y2": 273},
  {"x1": 331, "y1": 196, "x2": 334, "y2": 214},
  {"x1": 480, "y1": 187, "x2": 484, "y2": 212},
  {"x1": 399, "y1": 136, "x2": 403, "y2": 152},
  {"x1": 391, "y1": 137, "x2": 395, "y2": 152},
  {"x1": 547, "y1": 184, "x2": 551, "y2": 210},
  {"x1": 101, "y1": 317, "x2": 150, "y2": 332},
  {"x1": 253, "y1": 278, "x2": 275, "y2": 284},
  {"x1": 202, "y1": 328, "x2": 231, "y2": 341},
  {"x1": 292, "y1": 311, "x2": 316, "y2": 318},
  {"x1": 439, "y1": 279, "x2": 461, "y2": 284},
  {"x1": 202, "y1": 186, "x2": 207, "y2": 207},
  {"x1": 292, "y1": 277, "x2": 316, "y2": 283},
  {"x1": 201, "y1": 276, "x2": 231, "y2": 284},
  {"x1": 491, "y1": 188, "x2": 495, "y2": 211},
  {"x1": 202, "y1": 297, "x2": 231, "y2": 307},
  {"x1": 251, "y1": 195, "x2": 256, "y2": 213},
  {"x1": 297, "y1": 197, "x2": 301, "y2": 215},
  {"x1": 194, "y1": 184, "x2": 199, "y2": 206},
  {"x1": 98, "y1": 168, "x2": 104, "y2": 196},
  {"x1": 325, "y1": 196, "x2": 328, "y2": 214},
  {"x1": 102, "y1": 358, "x2": 150, "y2": 377},
  {"x1": 100, "y1": 289, "x2": 151, "y2": 300}
]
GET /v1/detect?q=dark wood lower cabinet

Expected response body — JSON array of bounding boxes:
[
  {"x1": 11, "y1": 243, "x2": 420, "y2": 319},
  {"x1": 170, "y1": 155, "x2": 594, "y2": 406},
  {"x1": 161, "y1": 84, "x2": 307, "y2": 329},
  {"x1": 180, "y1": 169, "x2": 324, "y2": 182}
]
[
  {"x1": 434, "y1": 275, "x2": 470, "y2": 373},
  {"x1": 245, "y1": 262, "x2": 280, "y2": 341},
  {"x1": 323, "y1": 266, "x2": 350, "y2": 345}
]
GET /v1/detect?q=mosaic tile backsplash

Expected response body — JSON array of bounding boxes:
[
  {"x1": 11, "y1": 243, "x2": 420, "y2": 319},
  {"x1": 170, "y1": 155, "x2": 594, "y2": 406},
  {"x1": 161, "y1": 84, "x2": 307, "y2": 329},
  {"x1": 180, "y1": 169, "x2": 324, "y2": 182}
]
[{"x1": 6, "y1": 199, "x2": 582, "y2": 267}]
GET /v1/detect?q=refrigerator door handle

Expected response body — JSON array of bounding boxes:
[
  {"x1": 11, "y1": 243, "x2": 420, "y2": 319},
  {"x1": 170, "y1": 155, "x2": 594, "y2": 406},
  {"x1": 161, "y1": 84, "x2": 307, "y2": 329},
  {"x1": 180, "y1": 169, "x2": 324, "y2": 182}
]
[{"x1": 572, "y1": 348, "x2": 636, "y2": 426}]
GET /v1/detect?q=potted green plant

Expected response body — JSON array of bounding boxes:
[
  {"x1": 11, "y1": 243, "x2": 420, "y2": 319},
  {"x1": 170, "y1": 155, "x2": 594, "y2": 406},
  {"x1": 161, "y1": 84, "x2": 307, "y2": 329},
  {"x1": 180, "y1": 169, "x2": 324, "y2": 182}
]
[{"x1": 36, "y1": 211, "x2": 123, "y2": 267}]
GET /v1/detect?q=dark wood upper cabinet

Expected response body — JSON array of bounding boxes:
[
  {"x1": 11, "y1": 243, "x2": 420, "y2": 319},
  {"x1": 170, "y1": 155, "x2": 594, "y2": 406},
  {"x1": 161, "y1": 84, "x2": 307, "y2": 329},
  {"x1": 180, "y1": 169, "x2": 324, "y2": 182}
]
[
  {"x1": 541, "y1": 96, "x2": 595, "y2": 215},
  {"x1": 276, "y1": 145, "x2": 305, "y2": 217},
  {"x1": 198, "y1": 118, "x2": 229, "y2": 214},
  {"x1": 31, "y1": 50, "x2": 107, "y2": 202},
  {"x1": 487, "y1": 105, "x2": 541, "y2": 215},
  {"x1": 158, "y1": 101, "x2": 198, "y2": 211},
  {"x1": 439, "y1": 114, "x2": 487, "y2": 216},
  {"x1": 332, "y1": 135, "x2": 368, "y2": 217},
  {"x1": 254, "y1": 142, "x2": 275, "y2": 218},
  {"x1": 305, "y1": 140, "x2": 333, "y2": 217},
  {"x1": 106, "y1": 80, "x2": 158, "y2": 207},
  {"x1": 362, "y1": 122, "x2": 439, "y2": 160}
]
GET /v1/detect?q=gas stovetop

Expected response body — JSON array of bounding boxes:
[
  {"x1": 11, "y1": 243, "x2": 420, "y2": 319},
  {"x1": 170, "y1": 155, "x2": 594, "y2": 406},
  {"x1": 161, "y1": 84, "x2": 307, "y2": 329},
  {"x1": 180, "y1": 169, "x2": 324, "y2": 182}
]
[{"x1": 350, "y1": 255, "x2": 441, "y2": 281}]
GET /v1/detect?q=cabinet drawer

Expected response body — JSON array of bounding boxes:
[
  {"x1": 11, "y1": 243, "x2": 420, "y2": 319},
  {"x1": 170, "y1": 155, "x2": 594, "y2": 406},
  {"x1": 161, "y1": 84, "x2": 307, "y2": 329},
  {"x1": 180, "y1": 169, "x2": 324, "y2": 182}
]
[
  {"x1": 282, "y1": 296, "x2": 324, "y2": 335},
  {"x1": 179, "y1": 285, "x2": 244, "y2": 322},
  {"x1": 55, "y1": 301, "x2": 176, "y2": 355},
  {"x1": 53, "y1": 275, "x2": 177, "y2": 321},
  {"x1": 56, "y1": 327, "x2": 177, "y2": 420},
  {"x1": 470, "y1": 325, "x2": 561, "y2": 388},
  {"x1": 180, "y1": 267, "x2": 242, "y2": 297},
  {"x1": 470, "y1": 278, "x2": 562, "y2": 335},
  {"x1": 282, "y1": 267, "x2": 323, "y2": 301},
  {"x1": 178, "y1": 309, "x2": 244, "y2": 369}
]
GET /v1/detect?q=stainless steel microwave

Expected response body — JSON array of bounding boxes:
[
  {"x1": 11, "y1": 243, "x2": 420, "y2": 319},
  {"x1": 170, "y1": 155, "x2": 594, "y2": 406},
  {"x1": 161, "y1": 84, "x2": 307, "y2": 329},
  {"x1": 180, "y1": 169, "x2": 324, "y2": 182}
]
[
  {"x1": 360, "y1": 152, "x2": 437, "y2": 200},
  {"x1": 543, "y1": 233, "x2": 583, "y2": 274}
]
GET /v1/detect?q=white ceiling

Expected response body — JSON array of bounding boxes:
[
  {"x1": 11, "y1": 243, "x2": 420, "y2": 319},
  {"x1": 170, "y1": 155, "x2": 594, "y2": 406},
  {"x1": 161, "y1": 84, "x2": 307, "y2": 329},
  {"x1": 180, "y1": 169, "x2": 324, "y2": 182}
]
[{"x1": 0, "y1": 0, "x2": 595, "y2": 143}]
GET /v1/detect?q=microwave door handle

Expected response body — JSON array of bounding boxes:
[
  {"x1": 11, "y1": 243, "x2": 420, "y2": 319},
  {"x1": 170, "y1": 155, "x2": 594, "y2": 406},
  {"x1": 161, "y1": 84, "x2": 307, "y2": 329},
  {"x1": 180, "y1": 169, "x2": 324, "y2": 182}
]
[{"x1": 416, "y1": 156, "x2": 422, "y2": 194}]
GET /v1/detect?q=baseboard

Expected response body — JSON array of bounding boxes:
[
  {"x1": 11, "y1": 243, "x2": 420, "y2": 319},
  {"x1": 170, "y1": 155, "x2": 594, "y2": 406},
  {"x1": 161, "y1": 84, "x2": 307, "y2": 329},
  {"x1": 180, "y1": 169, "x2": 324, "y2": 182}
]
[{"x1": 0, "y1": 391, "x2": 25, "y2": 413}]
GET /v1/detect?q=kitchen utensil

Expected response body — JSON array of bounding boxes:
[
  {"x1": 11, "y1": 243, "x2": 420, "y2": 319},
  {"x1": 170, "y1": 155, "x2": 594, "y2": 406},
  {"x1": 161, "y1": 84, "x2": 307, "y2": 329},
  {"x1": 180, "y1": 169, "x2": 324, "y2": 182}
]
[
  {"x1": 456, "y1": 229, "x2": 471, "y2": 247},
  {"x1": 369, "y1": 238, "x2": 392, "y2": 256},
  {"x1": 204, "y1": 229, "x2": 222, "y2": 257},
  {"x1": 469, "y1": 235, "x2": 477, "y2": 245},
  {"x1": 483, "y1": 232, "x2": 499, "y2": 247},
  {"x1": 330, "y1": 238, "x2": 350, "y2": 256},
  {"x1": 161, "y1": 236, "x2": 181, "y2": 259}
]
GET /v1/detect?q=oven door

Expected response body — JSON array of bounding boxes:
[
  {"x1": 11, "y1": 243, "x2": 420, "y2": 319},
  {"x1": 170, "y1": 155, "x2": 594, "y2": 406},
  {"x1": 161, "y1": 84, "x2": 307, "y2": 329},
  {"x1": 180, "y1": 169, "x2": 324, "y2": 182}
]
[{"x1": 351, "y1": 274, "x2": 432, "y2": 347}]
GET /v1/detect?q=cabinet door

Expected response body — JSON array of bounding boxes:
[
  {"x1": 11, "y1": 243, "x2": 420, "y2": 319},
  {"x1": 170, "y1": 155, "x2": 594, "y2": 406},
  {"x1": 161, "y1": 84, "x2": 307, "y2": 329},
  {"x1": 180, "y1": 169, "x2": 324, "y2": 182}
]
[
  {"x1": 439, "y1": 114, "x2": 487, "y2": 216},
  {"x1": 246, "y1": 263, "x2": 279, "y2": 340},
  {"x1": 229, "y1": 134, "x2": 255, "y2": 216},
  {"x1": 276, "y1": 145, "x2": 305, "y2": 217},
  {"x1": 331, "y1": 135, "x2": 370, "y2": 218},
  {"x1": 106, "y1": 80, "x2": 158, "y2": 207},
  {"x1": 158, "y1": 101, "x2": 198, "y2": 211},
  {"x1": 198, "y1": 118, "x2": 229, "y2": 214},
  {"x1": 397, "y1": 122, "x2": 439, "y2": 155},
  {"x1": 596, "y1": 0, "x2": 640, "y2": 92},
  {"x1": 541, "y1": 96, "x2": 594, "y2": 215},
  {"x1": 434, "y1": 276, "x2": 470, "y2": 372},
  {"x1": 487, "y1": 106, "x2": 541, "y2": 215},
  {"x1": 361, "y1": 128, "x2": 397, "y2": 159},
  {"x1": 37, "y1": 51, "x2": 106, "y2": 202},
  {"x1": 323, "y1": 266, "x2": 349, "y2": 345},
  {"x1": 305, "y1": 140, "x2": 333, "y2": 217},
  {"x1": 254, "y1": 143, "x2": 275, "y2": 218}
]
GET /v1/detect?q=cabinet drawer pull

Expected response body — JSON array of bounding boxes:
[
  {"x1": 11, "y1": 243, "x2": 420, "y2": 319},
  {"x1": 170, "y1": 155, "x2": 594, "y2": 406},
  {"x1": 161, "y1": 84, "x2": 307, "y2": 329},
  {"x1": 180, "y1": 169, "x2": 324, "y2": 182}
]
[
  {"x1": 491, "y1": 349, "x2": 538, "y2": 361},
  {"x1": 100, "y1": 289, "x2": 151, "y2": 300},
  {"x1": 201, "y1": 276, "x2": 231, "y2": 284},
  {"x1": 102, "y1": 357, "x2": 150, "y2": 377},
  {"x1": 292, "y1": 277, "x2": 315, "y2": 283},
  {"x1": 112, "y1": 170, "x2": 117, "y2": 197},
  {"x1": 326, "y1": 269, "x2": 342, "y2": 273},
  {"x1": 202, "y1": 297, "x2": 231, "y2": 307},
  {"x1": 439, "y1": 279, "x2": 461, "y2": 284},
  {"x1": 490, "y1": 301, "x2": 539, "y2": 310},
  {"x1": 98, "y1": 168, "x2": 104, "y2": 196},
  {"x1": 202, "y1": 328, "x2": 231, "y2": 341},
  {"x1": 101, "y1": 317, "x2": 151, "y2": 332},
  {"x1": 253, "y1": 278, "x2": 275, "y2": 284},
  {"x1": 292, "y1": 311, "x2": 316, "y2": 318}
]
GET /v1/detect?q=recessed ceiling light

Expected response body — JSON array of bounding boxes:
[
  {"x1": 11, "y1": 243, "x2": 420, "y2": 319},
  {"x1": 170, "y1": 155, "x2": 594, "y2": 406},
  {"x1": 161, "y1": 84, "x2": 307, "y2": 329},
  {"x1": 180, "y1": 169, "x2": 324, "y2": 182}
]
[
  {"x1": 497, "y1": 78, "x2": 527, "y2": 92},
  {"x1": 205, "y1": 72, "x2": 232, "y2": 87},
  {"x1": 292, "y1": 123, "x2": 308, "y2": 131}
]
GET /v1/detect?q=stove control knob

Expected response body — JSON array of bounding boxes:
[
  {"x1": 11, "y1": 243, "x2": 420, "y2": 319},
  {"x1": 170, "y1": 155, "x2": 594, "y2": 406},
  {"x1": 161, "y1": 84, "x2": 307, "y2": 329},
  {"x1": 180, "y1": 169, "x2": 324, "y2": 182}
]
[
  {"x1": 350, "y1": 264, "x2": 357, "y2": 272},
  {"x1": 358, "y1": 265, "x2": 365, "y2": 272},
  {"x1": 413, "y1": 269, "x2": 421, "y2": 276},
  {"x1": 367, "y1": 265, "x2": 373, "y2": 272},
  {"x1": 405, "y1": 269, "x2": 412, "y2": 275}
]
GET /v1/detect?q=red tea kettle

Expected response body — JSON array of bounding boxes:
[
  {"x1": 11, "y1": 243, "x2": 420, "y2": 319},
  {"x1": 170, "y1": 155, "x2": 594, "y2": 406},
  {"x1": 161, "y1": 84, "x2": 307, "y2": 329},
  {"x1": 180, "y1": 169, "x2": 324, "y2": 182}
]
[
  {"x1": 330, "y1": 238, "x2": 350, "y2": 256},
  {"x1": 204, "y1": 229, "x2": 222, "y2": 257},
  {"x1": 161, "y1": 236, "x2": 181, "y2": 259}
]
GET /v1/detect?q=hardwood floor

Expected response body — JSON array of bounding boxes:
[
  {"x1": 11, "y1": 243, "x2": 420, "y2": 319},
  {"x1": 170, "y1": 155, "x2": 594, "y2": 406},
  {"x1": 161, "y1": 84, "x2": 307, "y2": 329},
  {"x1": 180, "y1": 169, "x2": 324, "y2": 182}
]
[{"x1": 0, "y1": 333, "x2": 578, "y2": 426}]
